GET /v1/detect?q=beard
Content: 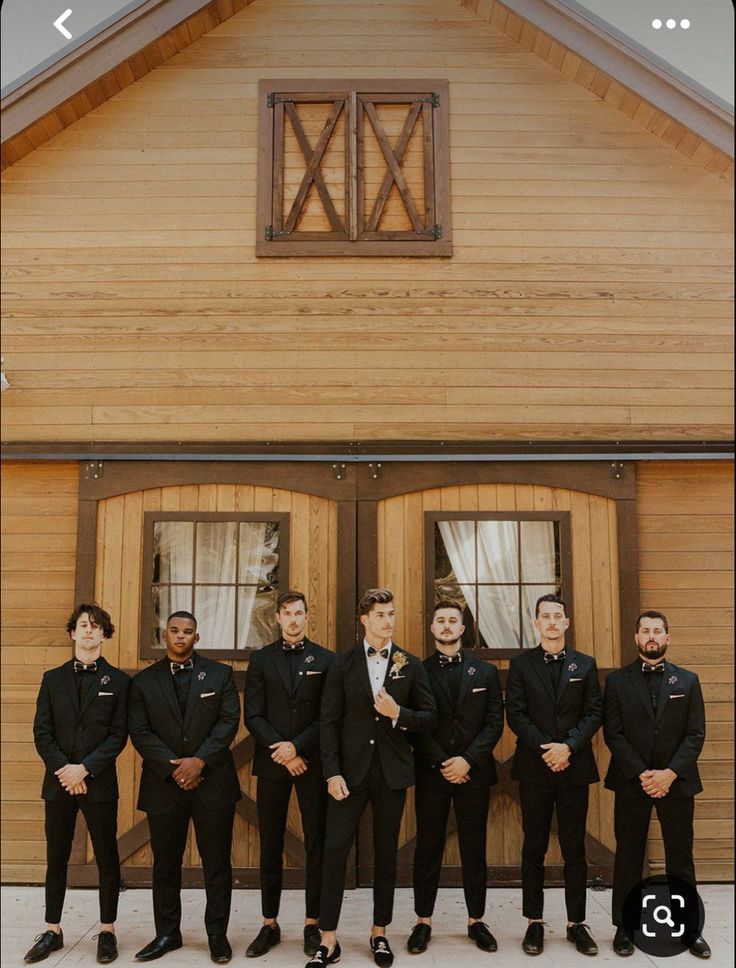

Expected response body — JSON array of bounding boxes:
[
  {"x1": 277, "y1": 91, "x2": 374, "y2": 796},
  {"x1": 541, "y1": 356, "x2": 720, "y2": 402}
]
[
  {"x1": 435, "y1": 633, "x2": 463, "y2": 648},
  {"x1": 639, "y1": 640, "x2": 668, "y2": 661}
]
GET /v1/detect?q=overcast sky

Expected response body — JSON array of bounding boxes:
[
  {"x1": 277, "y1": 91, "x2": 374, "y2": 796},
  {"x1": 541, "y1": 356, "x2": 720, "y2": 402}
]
[{"x1": 1, "y1": 0, "x2": 733, "y2": 105}]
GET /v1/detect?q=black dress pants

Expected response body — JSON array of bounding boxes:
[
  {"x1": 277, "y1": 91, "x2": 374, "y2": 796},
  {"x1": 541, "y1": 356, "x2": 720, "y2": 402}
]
[
  {"x1": 413, "y1": 767, "x2": 491, "y2": 920},
  {"x1": 44, "y1": 796, "x2": 120, "y2": 924},
  {"x1": 319, "y1": 754, "x2": 406, "y2": 931},
  {"x1": 519, "y1": 778, "x2": 590, "y2": 923},
  {"x1": 612, "y1": 794, "x2": 696, "y2": 926},
  {"x1": 256, "y1": 770, "x2": 327, "y2": 920},
  {"x1": 147, "y1": 799, "x2": 235, "y2": 937}
]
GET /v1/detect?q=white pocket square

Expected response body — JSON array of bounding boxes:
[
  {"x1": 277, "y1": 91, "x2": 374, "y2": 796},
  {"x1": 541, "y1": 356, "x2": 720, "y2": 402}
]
[
  {"x1": 306, "y1": 670, "x2": 323, "y2": 676},
  {"x1": 97, "y1": 691, "x2": 113, "y2": 696},
  {"x1": 570, "y1": 678, "x2": 583, "y2": 682},
  {"x1": 200, "y1": 691, "x2": 216, "y2": 698},
  {"x1": 670, "y1": 694, "x2": 685, "y2": 699},
  {"x1": 472, "y1": 687, "x2": 487, "y2": 693}
]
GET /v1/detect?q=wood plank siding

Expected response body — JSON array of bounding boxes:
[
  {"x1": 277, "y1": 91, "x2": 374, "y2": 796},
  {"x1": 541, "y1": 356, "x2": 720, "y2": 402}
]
[{"x1": 1, "y1": 0, "x2": 733, "y2": 444}]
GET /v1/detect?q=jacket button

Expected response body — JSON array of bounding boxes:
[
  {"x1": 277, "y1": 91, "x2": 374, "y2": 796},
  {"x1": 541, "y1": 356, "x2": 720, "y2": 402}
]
[
  {"x1": 183, "y1": 735, "x2": 188, "y2": 741},
  {"x1": 299, "y1": 671, "x2": 304, "y2": 676},
  {"x1": 369, "y1": 739, "x2": 375, "y2": 745},
  {"x1": 375, "y1": 716, "x2": 379, "y2": 722}
]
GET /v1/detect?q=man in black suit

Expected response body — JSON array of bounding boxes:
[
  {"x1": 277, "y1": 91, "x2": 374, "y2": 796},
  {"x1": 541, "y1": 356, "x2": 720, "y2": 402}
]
[
  {"x1": 244, "y1": 590, "x2": 333, "y2": 958},
  {"x1": 306, "y1": 588, "x2": 437, "y2": 968},
  {"x1": 128, "y1": 611, "x2": 241, "y2": 964},
  {"x1": 506, "y1": 593, "x2": 602, "y2": 957},
  {"x1": 26, "y1": 603, "x2": 129, "y2": 966},
  {"x1": 408, "y1": 601, "x2": 504, "y2": 955},
  {"x1": 604, "y1": 610, "x2": 710, "y2": 958}
]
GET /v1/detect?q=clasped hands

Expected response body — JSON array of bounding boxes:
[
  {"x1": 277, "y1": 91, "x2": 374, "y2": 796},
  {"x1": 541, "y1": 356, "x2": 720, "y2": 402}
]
[
  {"x1": 55, "y1": 763, "x2": 89, "y2": 795},
  {"x1": 440, "y1": 756, "x2": 471, "y2": 783},
  {"x1": 540, "y1": 742, "x2": 571, "y2": 772},
  {"x1": 270, "y1": 741, "x2": 308, "y2": 776},
  {"x1": 170, "y1": 756, "x2": 206, "y2": 790},
  {"x1": 639, "y1": 768, "x2": 676, "y2": 798}
]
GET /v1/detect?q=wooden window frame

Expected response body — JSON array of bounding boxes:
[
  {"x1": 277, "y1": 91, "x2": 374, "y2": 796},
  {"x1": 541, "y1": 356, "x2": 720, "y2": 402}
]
[
  {"x1": 139, "y1": 510, "x2": 290, "y2": 661},
  {"x1": 425, "y1": 510, "x2": 574, "y2": 660},
  {"x1": 256, "y1": 78, "x2": 452, "y2": 257}
]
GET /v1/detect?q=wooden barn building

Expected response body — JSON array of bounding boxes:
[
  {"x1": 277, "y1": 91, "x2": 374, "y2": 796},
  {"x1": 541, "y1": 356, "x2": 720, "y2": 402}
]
[{"x1": 1, "y1": 0, "x2": 733, "y2": 890}]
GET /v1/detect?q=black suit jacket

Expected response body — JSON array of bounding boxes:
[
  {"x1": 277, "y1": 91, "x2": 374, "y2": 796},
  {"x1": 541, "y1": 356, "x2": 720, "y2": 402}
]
[
  {"x1": 603, "y1": 659, "x2": 705, "y2": 798},
  {"x1": 506, "y1": 645, "x2": 602, "y2": 786},
  {"x1": 244, "y1": 638, "x2": 334, "y2": 779},
  {"x1": 33, "y1": 656, "x2": 130, "y2": 802},
  {"x1": 129, "y1": 652, "x2": 242, "y2": 814},
  {"x1": 412, "y1": 651, "x2": 504, "y2": 786},
  {"x1": 321, "y1": 643, "x2": 437, "y2": 791}
]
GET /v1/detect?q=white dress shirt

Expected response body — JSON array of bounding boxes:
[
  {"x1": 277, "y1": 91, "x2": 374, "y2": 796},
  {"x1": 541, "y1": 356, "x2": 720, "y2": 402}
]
[{"x1": 364, "y1": 638, "x2": 392, "y2": 697}]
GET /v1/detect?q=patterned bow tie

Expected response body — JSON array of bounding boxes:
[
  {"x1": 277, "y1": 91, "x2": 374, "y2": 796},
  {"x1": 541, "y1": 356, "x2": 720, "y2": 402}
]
[
  {"x1": 543, "y1": 650, "x2": 566, "y2": 664},
  {"x1": 73, "y1": 660, "x2": 97, "y2": 673},
  {"x1": 642, "y1": 662, "x2": 665, "y2": 673},
  {"x1": 367, "y1": 646, "x2": 389, "y2": 659},
  {"x1": 438, "y1": 652, "x2": 462, "y2": 666},
  {"x1": 282, "y1": 641, "x2": 305, "y2": 652},
  {"x1": 170, "y1": 659, "x2": 194, "y2": 674}
]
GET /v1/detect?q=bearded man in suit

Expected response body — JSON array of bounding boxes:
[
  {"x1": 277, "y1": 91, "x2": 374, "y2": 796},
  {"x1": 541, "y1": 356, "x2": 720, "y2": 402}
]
[
  {"x1": 244, "y1": 590, "x2": 333, "y2": 959},
  {"x1": 407, "y1": 601, "x2": 504, "y2": 955},
  {"x1": 306, "y1": 588, "x2": 437, "y2": 968},
  {"x1": 129, "y1": 611, "x2": 241, "y2": 964},
  {"x1": 506, "y1": 593, "x2": 602, "y2": 957},
  {"x1": 604, "y1": 610, "x2": 710, "y2": 959},
  {"x1": 26, "y1": 603, "x2": 130, "y2": 966}
]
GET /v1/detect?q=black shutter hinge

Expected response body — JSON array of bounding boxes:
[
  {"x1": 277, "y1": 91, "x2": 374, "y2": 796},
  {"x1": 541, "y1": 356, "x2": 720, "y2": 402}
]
[
  {"x1": 431, "y1": 224, "x2": 442, "y2": 240},
  {"x1": 267, "y1": 94, "x2": 294, "y2": 108},
  {"x1": 418, "y1": 93, "x2": 440, "y2": 107},
  {"x1": 265, "y1": 225, "x2": 291, "y2": 240}
]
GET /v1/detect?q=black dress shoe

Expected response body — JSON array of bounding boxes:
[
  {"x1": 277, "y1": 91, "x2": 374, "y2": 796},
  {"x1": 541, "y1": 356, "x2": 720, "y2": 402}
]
[
  {"x1": 95, "y1": 931, "x2": 118, "y2": 964},
  {"x1": 304, "y1": 925, "x2": 322, "y2": 956},
  {"x1": 24, "y1": 930, "x2": 63, "y2": 963},
  {"x1": 689, "y1": 935, "x2": 711, "y2": 959},
  {"x1": 522, "y1": 922, "x2": 544, "y2": 955},
  {"x1": 209, "y1": 935, "x2": 232, "y2": 964},
  {"x1": 567, "y1": 924, "x2": 599, "y2": 956},
  {"x1": 613, "y1": 927, "x2": 634, "y2": 956},
  {"x1": 246, "y1": 924, "x2": 281, "y2": 958},
  {"x1": 305, "y1": 942, "x2": 341, "y2": 966},
  {"x1": 134, "y1": 933, "x2": 183, "y2": 961},
  {"x1": 407, "y1": 924, "x2": 432, "y2": 954},
  {"x1": 370, "y1": 935, "x2": 394, "y2": 967},
  {"x1": 468, "y1": 921, "x2": 498, "y2": 951}
]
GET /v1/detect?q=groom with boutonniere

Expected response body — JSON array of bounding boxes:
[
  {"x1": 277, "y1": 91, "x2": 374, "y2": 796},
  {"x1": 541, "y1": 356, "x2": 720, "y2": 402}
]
[{"x1": 306, "y1": 589, "x2": 437, "y2": 968}]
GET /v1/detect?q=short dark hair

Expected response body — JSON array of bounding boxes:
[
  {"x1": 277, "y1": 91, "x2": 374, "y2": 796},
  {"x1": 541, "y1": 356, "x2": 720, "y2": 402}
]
[
  {"x1": 66, "y1": 603, "x2": 115, "y2": 639},
  {"x1": 166, "y1": 610, "x2": 197, "y2": 628},
  {"x1": 432, "y1": 600, "x2": 464, "y2": 618},
  {"x1": 636, "y1": 610, "x2": 669, "y2": 633},
  {"x1": 277, "y1": 590, "x2": 308, "y2": 612},
  {"x1": 535, "y1": 593, "x2": 567, "y2": 617},
  {"x1": 358, "y1": 588, "x2": 394, "y2": 616}
]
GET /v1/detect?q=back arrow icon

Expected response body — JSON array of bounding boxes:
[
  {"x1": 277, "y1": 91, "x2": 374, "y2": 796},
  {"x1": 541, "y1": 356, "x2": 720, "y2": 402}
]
[{"x1": 53, "y1": 9, "x2": 73, "y2": 40}]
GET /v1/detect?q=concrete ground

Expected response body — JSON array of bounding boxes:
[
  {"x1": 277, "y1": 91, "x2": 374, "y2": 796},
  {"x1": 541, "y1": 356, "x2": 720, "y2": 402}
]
[{"x1": 1, "y1": 885, "x2": 732, "y2": 968}]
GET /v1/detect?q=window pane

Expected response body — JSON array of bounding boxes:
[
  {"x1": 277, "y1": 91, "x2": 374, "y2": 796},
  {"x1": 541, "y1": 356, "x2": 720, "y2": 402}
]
[
  {"x1": 237, "y1": 586, "x2": 278, "y2": 650},
  {"x1": 476, "y1": 520, "x2": 519, "y2": 582},
  {"x1": 434, "y1": 523, "x2": 454, "y2": 582},
  {"x1": 151, "y1": 585, "x2": 192, "y2": 648},
  {"x1": 195, "y1": 585, "x2": 236, "y2": 650},
  {"x1": 196, "y1": 522, "x2": 237, "y2": 584},
  {"x1": 476, "y1": 585, "x2": 521, "y2": 649},
  {"x1": 521, "y1": 584, "x2": 560, "y2": 648},
  {"x1": 239, "y1": 522, "x2": 280, "y2": 586},
  {"x1": 153, "y1": 521, "x2": 194, "y2": 583},
  {"x1": 437, "y1": 520, "x2": 477, "y2": 584},
  {"x1": 521, "y1": 521, "x2": 559, "y2": 582}
]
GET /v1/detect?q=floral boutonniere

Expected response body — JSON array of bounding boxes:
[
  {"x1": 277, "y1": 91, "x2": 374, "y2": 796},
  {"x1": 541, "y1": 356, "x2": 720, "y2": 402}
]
[
  {"x1": 304, "y1": 654, "x2": 315, "y2": 665},
  {"x1": 467, "y1": 666, "x2": 476, "y2": 677},
  {"x1": 100, "y1": 674, "x2": 110, "y2": 686},
  {"x1": 568, "y1": 662, "x2": 578, "y2": 673},
  {"x1": 197, "y1": 670, "x2": 206, "y2": 681},
  {"x1": 389, "y1": 651, "x2": 409, "y2": 680},
  {"x1": 668, "y1": 675, "x2": 678, "y2": 686}
]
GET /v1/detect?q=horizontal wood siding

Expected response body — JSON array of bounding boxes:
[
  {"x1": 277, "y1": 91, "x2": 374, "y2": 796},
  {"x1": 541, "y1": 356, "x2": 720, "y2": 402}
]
[
  {"x1": 1, "y1": 0, "x2": 733, "y2": 443},
  {"x1": 637, "y1": 461, "x2": 734, "y2": 883},
  {"x1": 0, "y1": 462, "x2": 79, "y2": 882}
]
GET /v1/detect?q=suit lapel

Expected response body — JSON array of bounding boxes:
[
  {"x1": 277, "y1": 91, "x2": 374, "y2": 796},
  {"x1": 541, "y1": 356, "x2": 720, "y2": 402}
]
[
  {"x1": 555, "y1": 649, "x2": 575, "y2": 701},
  {"x1": 182, "y1": 654, "x2": 205, "y2": 728},
  {"x1": 427, "y1": 654, "x2": 453, "y2": 710},
  {"x1": 353, "y1": 644, "x2": 376, "y2": 705},
  {"x1": 293, "y1": 640, "x2": 315, "y2": 696},
  {"x1": 655, "y1": 661, "x2": 680, "y2": 723},
  {"x1": 530, "y1": 647, "x2": 557, "y2": 705},
  {"x1": 156, "y1": 658, "x2": 184, "y2": 725},
  {"x1": 457, "y1": 651, "x2": 475, "y2": 707},
  {"x1": 79, "y1": 657, "x2": 108, "y2": 718},
  {"x1": 271, "y1": 642, "x2": 294, "y2": 698},
  {"x1": 62, "y1": 661, "x2": 81, "y2": 715},
  {"x1": 627, "y1": 660, "x2": 655, "y2": 721}
]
